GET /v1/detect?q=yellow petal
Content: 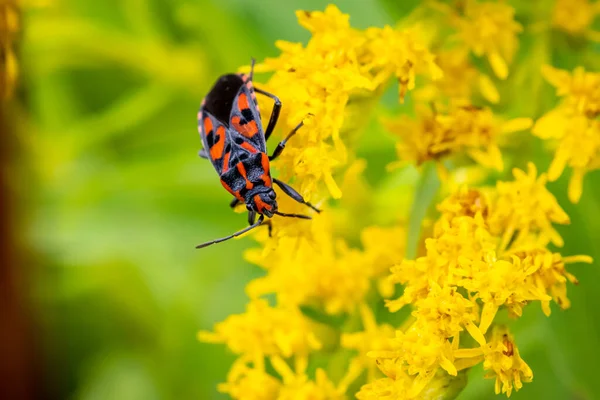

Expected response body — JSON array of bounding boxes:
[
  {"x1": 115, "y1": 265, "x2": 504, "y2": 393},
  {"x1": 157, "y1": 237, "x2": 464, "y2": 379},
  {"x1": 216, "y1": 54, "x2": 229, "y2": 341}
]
[
  {"x1": 489, "y1": 52, "x2": 509, "y2": 80},
  {"x1": 479, "y1": 303, "x2": 498, "y2": 334},
  {"x1": 568, "y1": 168, "x2": 585, "y2": 203},
  {"x1": 501, "y1": 118, "x2": 533, "y2": 134},
  {"x1": 479, "y1": 74, "x2": 500, "y2": 103}
]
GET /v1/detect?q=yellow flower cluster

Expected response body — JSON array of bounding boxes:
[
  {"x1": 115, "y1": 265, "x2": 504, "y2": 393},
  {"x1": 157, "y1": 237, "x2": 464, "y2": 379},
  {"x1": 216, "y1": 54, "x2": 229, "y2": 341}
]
[
  {"x1": 385, "y1": 1, "x2": 531, "y2": 176},
  {"x1": 201, "y1": 5, "x2": 433, "y2": 398},
  {"x1": 449, "y1": 0, "x2": 522, "y2": 80},
  {"x1": 361, "y1": 165, "x2": 591, "y2": 398},
  {"x1": 533, "y1": 65, "x2": 600, "y2": 202},
  {"x1": 255, "y1": 5, "x2": 441, "y2": 199},
  {"x1": 386, "y1": 104, "x2": 532, "y2": 177},
  {"x1": 552, "y1": 0, "x2": 600, "y2": 39},
  {"x1": 200, "y1": 2, "x2": 594, "y2": 399}
]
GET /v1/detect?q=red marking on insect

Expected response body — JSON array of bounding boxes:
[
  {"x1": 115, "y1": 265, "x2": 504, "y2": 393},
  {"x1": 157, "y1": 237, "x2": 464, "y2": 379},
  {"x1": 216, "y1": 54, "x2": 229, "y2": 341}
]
[
  {"x1": 237, "y1": 92, "x2": 250, "y2": 111},
  {"x1": 236, "y1": 162, "x2": 253, "y2": 190},
  {"x1": 220, "y1": 178, "x2": 243, "y2": 201},
  {"x1": 253, "y1": 194, "x2": 272, "y2": 214},
  {"x1": 231, "y1": 116, "x2": 259, "y2": 138},
  {"x1": 195, "y1": 58, "x2": 321, "y2": 249},
  {"x1": 260, "y1": 153, "x2": 271, "y2": 187},
  {"x1": 222, "y1": 151, "x2": 231, "y2": 173},
  {"x1": 209, "y1": 125, "x2": 225, "y2": 160},
  {"x1": 241, "y1": 142, "x2": 258, "y2": 154}
]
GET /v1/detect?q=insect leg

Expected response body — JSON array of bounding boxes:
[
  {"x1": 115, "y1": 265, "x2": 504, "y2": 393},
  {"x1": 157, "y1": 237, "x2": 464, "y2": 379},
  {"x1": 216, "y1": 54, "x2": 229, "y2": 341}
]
[
  {"x1": 269, "y1": 121, "x2": 304, "y2": 161},
  {"x1": 254, "y1": 87, "x2": 281, "y2": 141},
  {"x1": 273, "y1": 178, "x2": 321, "y2": 213},
  {"x1": 199, "y1": 148, "x2": 209, "y2": 159},
  {"x1": 262, "y1": 219, "x2": 273, "y2": 237},
  {"x1": 230, "y1": 198, "x2": 241, "y2": 209},
  {"x1": 196, "y1": 215, "x2": 265, "y2": 249},
  {"x1": 274, "y1": 211, "x2": 312, "y2": 219},
  {"x1": 247, "y1": 210, "x2": 256, "y2": 225}
]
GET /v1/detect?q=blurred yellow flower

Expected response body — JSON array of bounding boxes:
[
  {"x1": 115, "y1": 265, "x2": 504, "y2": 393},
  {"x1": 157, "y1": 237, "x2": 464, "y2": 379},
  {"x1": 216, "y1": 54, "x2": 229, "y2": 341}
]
[
  {"x1": 452, "y1": 0, "x2": 522, "y2": 79},
  {"x1": 414, "y1": 48, "x2": 500, "y2": 104},
  {"x1": 198, "y1": 299, "x2": 321, "y2": 359},
  {"x1": 218, "y1": 358, "x2": 281, "y2": 400},
  {"x1": 533, "y1": 66, "x2": 600, "y2": 202},
  {"x1": 552, "y1": 0, "x2": 600, "y2": 37},
  {"x1": 341, "y1": 305, "x2": 396, "y2": 381},
  {"x1": 272, "y1": 356, "x2": 347, "y2": 400},
  {"x1": 541, "y1": 65, "x2": 600, "y2": 117},
  {"x1": 386, "y1": 104, "x2": 532, "y2": 175}
]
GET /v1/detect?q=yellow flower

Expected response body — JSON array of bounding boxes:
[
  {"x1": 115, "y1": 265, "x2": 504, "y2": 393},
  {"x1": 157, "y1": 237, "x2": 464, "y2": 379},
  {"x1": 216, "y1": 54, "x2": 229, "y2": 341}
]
[
  {"x1": 412, "y1": 283, "x2": 480, "y2": 340},
  {"x1": 386, "y1": 212, "x2": 495, "y2": 312},
  {"x1": 541, "y1": 65, "x2": 600, "y2": 117},
  {"x1": 256, "y1": 5, "x2": 440, "y2": 200},
  {"x1": 203, "y1": 5, "x2": 592, "y2": 400},
  {"x1": 365, "y1": 24, "x2": 443, "y2": 102},
  {"x1": 380, "y1": 174, "x2": 590, "y2": 397},
  {"x1": 452, "y1": 0, "x2": 523, "y2": 79},
  {"x1": 386, "y1": 104, "x2": 532, "y2": 174},
  {"x1": 414, "y1": 48, "x2": 500, "y2": 104},
  {"x1": 198, "y1": 299, "x2": 321, "y2": 359},
  {"x1": 217, "y1": 358, "x2": 281, "y2": 400},
  {"x1": 455, "y1": 326, "x2": 533, "y2": 397},
  {"x1": 271, "y1": 356, "x2": 347, "y2": 400},
  {"x1": 506, "y1": 245, "x2": 592, "y2": 316},
  {"x1": 533, "y1": 66, "x2": 600, "y2": 202},
  {"x1": 552, "y1": 0, "x2": 600, "y2": 37},
  {"x1": 341, "y1": 304, "x2": 396, "y2": 381},
  {"x1": 246, "y1": 212, "x2": 373, "y2": 314},
  {"x1": 489, "y1": 163, "x2": 570, "y2": 250}
]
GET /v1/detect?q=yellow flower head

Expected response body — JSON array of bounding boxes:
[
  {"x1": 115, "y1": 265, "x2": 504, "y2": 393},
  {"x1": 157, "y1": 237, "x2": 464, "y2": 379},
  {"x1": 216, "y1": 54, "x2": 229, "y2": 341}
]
[
  {"x1": 552, "y1": 0, "x2": 600, "y2": 36},
  {"x1": 379, "y1": 172, "x2": 590, "y2": 397},
  {"x1": 198, "y1": 299, "x2": 321, "y2": 358},
  {"x1": 271, "y1": 356, "x2": 347, "y2": 400},
  {"x1": 414, "y1": 48, "x2": 500, "y2": 104},
  {"x1": 437, "y1": 185, "x2": 490, "y2": 221},
  {"x1": 507, "y1": 245, "x2": 592, "y2": 316},
  {"x1": 455, "y1": 326, "x2": 533, "y2": 397},
  {"x1": 453, "y1": 0, "x2": 523, "y2": 79},
  {"x1": 386, "y1": 104, "x2": 532, "y2": 174},
  {"x1": 341, "y1": 304, "x2": 396, "y2": 380},
  {"x1": 217, "y1": 358, "x2": 281, "y2": 400},
  {"x1": 489, "y1": 163, "x2": 570, "y2": 249},
  {"x1": 541, "y1": 65, "x2": 600, "y2": 117},
  {"x1": 533, "y1": 66, "x2": 600, "y2": 202},
  {"x1": 246, "y1": 212, "x2": 373, "y2": 315},
  {"x1": 365, "y1": 24, "x2": 443, "y2": 102},
  {"x1": 257, "y1": 5, "x2": 440, "y2": 200}
]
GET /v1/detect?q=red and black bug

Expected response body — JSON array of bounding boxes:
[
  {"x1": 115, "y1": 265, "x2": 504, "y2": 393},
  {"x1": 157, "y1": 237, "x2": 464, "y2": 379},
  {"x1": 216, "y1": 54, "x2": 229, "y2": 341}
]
[{"x1": 196, "y1": 59, "x2": 320, "y2": 248}]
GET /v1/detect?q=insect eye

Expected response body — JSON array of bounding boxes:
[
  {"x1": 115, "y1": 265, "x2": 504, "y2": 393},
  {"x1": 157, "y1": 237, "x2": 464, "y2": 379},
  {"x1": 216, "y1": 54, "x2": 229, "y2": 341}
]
[
  {"x1": 246, "y1": 204, "x2": 252, "y2": 211},
  {"x1": 268, "y1": 191, "x2": 276, "y2": 200}
]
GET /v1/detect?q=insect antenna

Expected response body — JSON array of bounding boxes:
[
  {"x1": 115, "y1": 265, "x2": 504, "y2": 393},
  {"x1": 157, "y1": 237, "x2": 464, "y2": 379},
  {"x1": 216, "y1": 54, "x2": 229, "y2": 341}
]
[
  {"x1": 274, "y1": 211, "x2": 312, "y2": 220},
  {"x1": 196, "y1": 215, "x2": 265, "y2": 249},
  {"x1": 249, "y1": 57, "x2": 256, "y2": 81}
]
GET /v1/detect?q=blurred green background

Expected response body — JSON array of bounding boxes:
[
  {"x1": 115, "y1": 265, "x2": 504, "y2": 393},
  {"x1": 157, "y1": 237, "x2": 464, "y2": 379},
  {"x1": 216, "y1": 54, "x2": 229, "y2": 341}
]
[{"x1": 14, "y1": 0, "x2": 600, "y2": 399}]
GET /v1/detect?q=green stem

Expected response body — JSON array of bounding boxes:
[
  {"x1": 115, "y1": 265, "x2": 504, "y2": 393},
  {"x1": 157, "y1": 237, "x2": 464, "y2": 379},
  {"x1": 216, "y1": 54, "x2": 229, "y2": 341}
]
[{"x1": 406, "y1": 162, "x2": 440, "y2": 259}]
